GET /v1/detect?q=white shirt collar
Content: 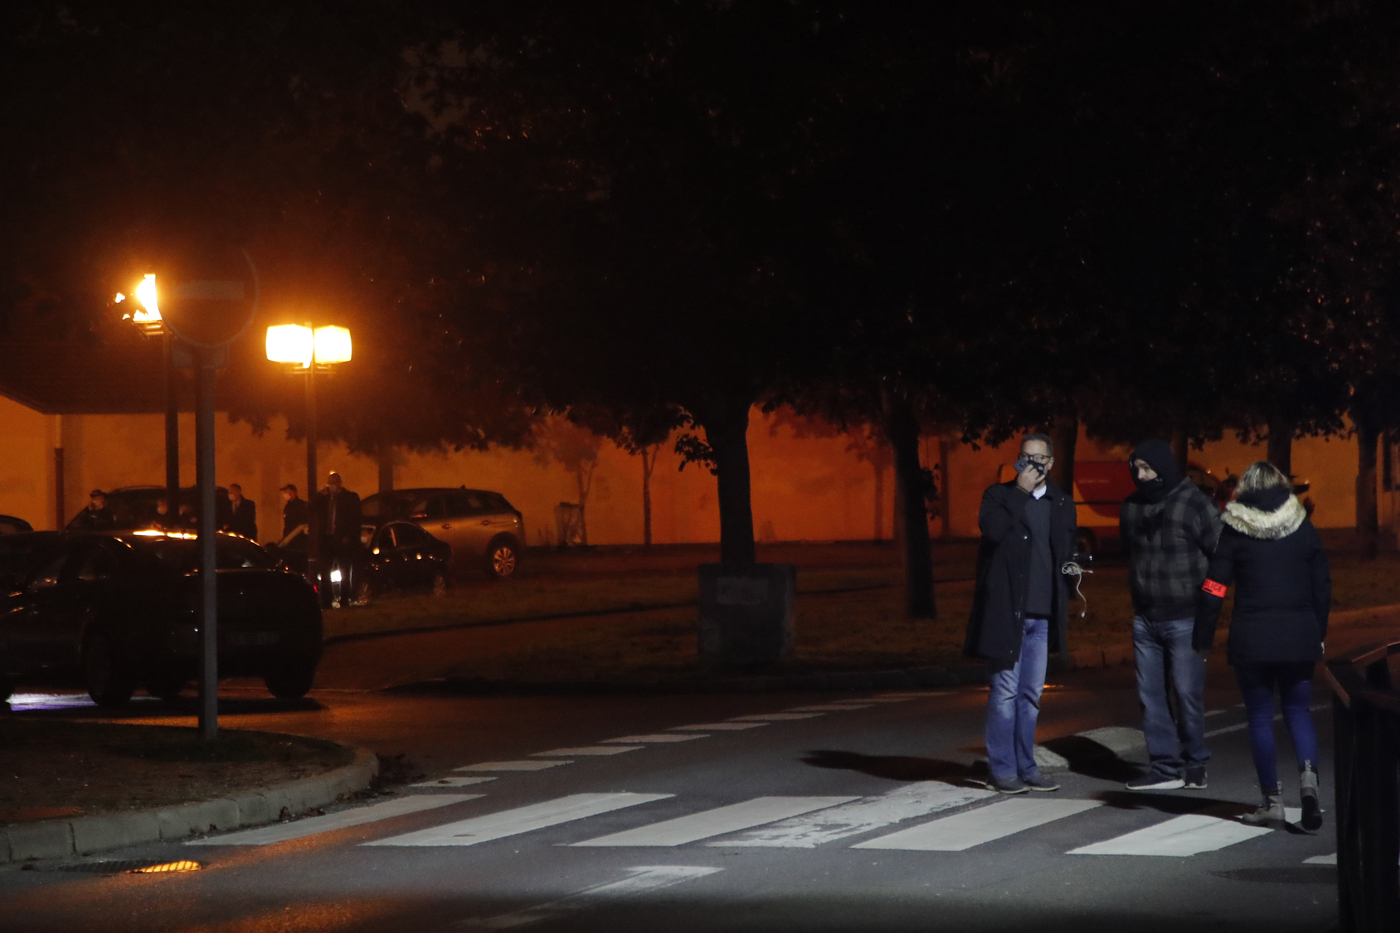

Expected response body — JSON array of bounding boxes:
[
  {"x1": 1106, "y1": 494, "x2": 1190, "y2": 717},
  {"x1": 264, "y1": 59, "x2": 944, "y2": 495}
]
[{"x1": 1032, "y1": 485, "x2": 1048, "y2": 499}]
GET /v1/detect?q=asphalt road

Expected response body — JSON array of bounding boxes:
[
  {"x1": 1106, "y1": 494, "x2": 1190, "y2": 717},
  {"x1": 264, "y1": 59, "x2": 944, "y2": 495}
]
[{"x1": 0, "y1": 655, "x2": 1342, "y2": 933}]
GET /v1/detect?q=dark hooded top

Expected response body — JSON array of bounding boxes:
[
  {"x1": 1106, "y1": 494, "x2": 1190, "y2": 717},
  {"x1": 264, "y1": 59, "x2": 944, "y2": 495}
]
[
  {"x1": 1119, "y1": 440, "x2": 1222, "y2": 621},
  {"x1": 1194, "y1": 486, "x2": 1330, "y2": 664},
  {"x1": 965, "y1": 478, "x2": 1077, "y2": 667}
]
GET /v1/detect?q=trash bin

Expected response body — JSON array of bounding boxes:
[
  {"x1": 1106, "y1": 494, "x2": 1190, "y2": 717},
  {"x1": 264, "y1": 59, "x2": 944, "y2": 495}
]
[{"x1": 697, "y1": 563, "x2": 796, "y2": 667}]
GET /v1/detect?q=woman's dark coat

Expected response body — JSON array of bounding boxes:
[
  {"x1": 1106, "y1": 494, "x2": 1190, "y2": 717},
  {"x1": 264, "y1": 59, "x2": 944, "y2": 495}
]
[
  {"x1": 965, "y1": 480, "x2": 1078, "y2": 666},
  {"x1": 1195, "y1": 490, "x2": 1330, "y2": 665}
]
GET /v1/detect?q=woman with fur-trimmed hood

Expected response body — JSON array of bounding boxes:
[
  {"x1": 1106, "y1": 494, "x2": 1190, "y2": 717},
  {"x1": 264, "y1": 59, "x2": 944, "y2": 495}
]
[{"x1": 1196, "y1": 461, "x2": 1330, "y2": 831}]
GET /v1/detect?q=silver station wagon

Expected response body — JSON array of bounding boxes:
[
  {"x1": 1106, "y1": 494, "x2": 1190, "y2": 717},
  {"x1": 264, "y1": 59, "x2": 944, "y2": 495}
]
[{"x1": 361, "y1": 487, "x2": 523, "y2": 580}]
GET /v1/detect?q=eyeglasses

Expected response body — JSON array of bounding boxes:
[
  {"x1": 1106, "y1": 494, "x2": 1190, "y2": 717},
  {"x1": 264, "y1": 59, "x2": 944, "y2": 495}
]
[{"x1": 1021, "y1": 454, "x2": 1052, "y2": 465}]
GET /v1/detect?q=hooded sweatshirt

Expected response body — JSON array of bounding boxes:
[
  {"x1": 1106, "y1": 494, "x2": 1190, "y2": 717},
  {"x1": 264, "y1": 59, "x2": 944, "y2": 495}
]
[
  {"x1": 1194, "y1": 486, "x2": 1330, "y2": 662},
  {"x1": 1119, "y1": 439, "x2": 1223, "y2": 621}
]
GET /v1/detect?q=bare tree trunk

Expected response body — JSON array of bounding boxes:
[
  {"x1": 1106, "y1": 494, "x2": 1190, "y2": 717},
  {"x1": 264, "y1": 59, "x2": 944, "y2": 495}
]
[
  {"x1": 1171, "y1": 431, "x2": 1189, "y2": 477},
  {"x1": 1267, "y1": 414, "x2": 1293, "y2": 477},
  {"x1": 377, "y1": 445, "x2": 394, "y2": 496},
  {"x1": 701, "y1": 396, "x2": 757, "y2": 565},
  {"x1": 939, "y1": 438, "x2": 953, "y2": 538},
  {"x1": 1047, "y1": 404, "x2": 1078, "y2": 498},
  {"x1": 873, "y1": 462, "x2": 885, "y2": 541},
  {"x1": 641, "y1": 445, "x2": 657, "y2": 547},
  {"x1": 576, "y1": 460, "x2": 596, "y2": 547},
  {"x1": 1356, "y1": 412, "x2": 1380, "y2": 560},
  {"x1": 883, "y1": 387, "x2": 935, "y2": 619}
]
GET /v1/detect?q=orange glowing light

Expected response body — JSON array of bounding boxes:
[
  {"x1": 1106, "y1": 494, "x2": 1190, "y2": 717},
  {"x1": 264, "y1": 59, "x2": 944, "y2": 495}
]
[{"x1": 265, "y1": 324, "x2": 352, "y2": 368}]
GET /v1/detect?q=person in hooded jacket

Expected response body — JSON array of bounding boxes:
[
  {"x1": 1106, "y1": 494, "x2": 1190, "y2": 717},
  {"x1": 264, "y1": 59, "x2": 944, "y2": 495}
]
[
  {"x1": 1120, "y1": 438, "x2": 1223, "y2": 791},
  {"x1": 965, "y1": 433, "x2": 1078, "y2": 794},
  {"x1": 1196, "y1": 461, "x2": 1329, "y2": 830}
]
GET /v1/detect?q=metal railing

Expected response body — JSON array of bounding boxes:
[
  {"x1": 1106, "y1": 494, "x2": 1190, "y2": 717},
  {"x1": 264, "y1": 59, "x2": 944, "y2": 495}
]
[{"x1": 1322, "y1": 640, "x2": 1400, "y2": 932}]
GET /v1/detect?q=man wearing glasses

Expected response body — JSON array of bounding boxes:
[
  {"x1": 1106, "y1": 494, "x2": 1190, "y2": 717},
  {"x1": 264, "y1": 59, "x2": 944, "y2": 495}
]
[{"x1": 966, "y1": 433, "x2": 1078, "y2": 793}]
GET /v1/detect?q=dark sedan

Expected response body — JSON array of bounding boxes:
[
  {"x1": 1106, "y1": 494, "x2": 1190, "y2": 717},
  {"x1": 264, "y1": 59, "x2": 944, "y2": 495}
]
[
  {"x1": 269, "y1": 520, "x2": 452, "y2": 602},
  {"x1": 0, "y1": 531, "x2": 322, "y2": 707}
]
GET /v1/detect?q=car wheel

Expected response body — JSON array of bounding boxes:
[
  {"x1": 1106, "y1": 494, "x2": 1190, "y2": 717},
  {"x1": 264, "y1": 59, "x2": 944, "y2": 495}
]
[
  {"x1": 485, "y1": 538, "x2": 518, "y2": 581},
  {"x1": 265, "y1": 656, "x2": 317, "y2": 700},
  {"x1": 82, "y1": 632, "x2": 136, "y2": 708},
  {"x1": 432, "y1": 570, "x2": 449, "y2": 597},
  {"x1": 146, "y1": 677, "x2": 185, "y2": 702}
]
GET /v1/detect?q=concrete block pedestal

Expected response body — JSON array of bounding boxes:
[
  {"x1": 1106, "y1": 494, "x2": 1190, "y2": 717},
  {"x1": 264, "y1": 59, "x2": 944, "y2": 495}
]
[{"x1": 697, "y1": 563, "x2": 796, "y2": 668}]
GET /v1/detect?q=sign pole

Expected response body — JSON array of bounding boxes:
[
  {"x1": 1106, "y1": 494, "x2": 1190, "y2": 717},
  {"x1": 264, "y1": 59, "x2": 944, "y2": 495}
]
[{"x1": 196, "y1": 350, "x2": 219, "y2": 741}]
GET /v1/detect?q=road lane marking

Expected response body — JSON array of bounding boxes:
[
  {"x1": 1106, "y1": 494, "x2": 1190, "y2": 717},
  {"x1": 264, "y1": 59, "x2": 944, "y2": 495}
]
[
  {"x1": 1204, "y1": 709, "x2": 1229, "y2": 717},
  {"x1": 458, "y1": 866, "x2": 722, "y2": 930},
  {"x1": 531, "y1": 746, "x2": 642, "y2": 757},
  {"x1": 875, "y1": 692, "x2": 949, "y2": 699},
  {"x1": 603, "y1": 734, "x2": 707, "y2": 743},
  {"x1": 1069, "y1": 814, "x2": 1271, "y2": 857},
  {"x1": 785, "y1": 704, "x2": 873, "y2": 712},
  {"x1": 859, "y1": 697, "x2": 920, "y2": 703},
  {"x1": 456, "y1": 760, "x2": 573, "y2": 772},
  {"x1": 713, "y1": 782, "x2": 997, "y2": 848},
  {"x1": 188, "y1": 795, "x2": 481, "y2": 846},
  {"x1": 411, "y1": 777, "x2": 497, "y2": 789},
  {"x1": 1304, "y1": 853, "x2": 1337, "y2": 865},
  {"x1": 729, "y1": 713, "x2": 824, "y2": 721},
  {"x1": 1205, "y1": 704, "x2": 1328, "y2": 737},
  {"x1": 572, "y1": 797, "x2": 855, "y2": 847},
  {"x1": 855, "y1": 798, "x2": 1101, "y2": 851},
  {"x1": 668, "y1": 722, "x2": 768, "y2": 731},
  {"x1": 366, "y1": 793, "x2": 672, "y2": 848}
]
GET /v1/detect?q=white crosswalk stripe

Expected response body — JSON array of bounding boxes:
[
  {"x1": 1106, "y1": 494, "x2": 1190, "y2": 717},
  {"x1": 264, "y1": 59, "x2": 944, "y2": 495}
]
[
  {"x1": 366, "y1": 793, "x2": 672, "y2": 848},
  {"x1": 854, "y1": 798, "x2": 1102, "y2": 851},
  {"x1": 729, "y1": 713, "x2": 824, "y2": 721},
  {"x1": 458, "y1": 866, "x2": 723, "y2": 930},
  {"x1": 572, "y1": 796, "x2": 856, "y2": 847},
  {"x1": 603, "y1": 734, "x2": 707, "y2": 743},
  {"x1": 1069, "y1": 813, "x2": 1271, "y2": 857},
  {"x1": 189, "y1": 794, "x2": 481, "y2": 846},
  {"x1": 531, "y1": 746, "x2": 641, "y2": 757},
  {"x1": 456, "y1": 760, "x2": 573, "y2": 772},
  {"x1": 785, "y1": 704, "x2": 873, "y2": 712},
  {"x1": 713, "y1": 782, "x2": 996, "y2": 848},
  {"x1": 412, "y1": 776, "x2": 497, "y2": 789},
  {"x1": 668, "y1": 722, "x2": 768, "y2": 731}
]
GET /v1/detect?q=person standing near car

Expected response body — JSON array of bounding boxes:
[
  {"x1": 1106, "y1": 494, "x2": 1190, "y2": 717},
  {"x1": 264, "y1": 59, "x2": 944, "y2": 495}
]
[
  {"x1": 1196, "y1": 461, "x2": 1329, "y2": 830},
  {"x1": 312, "y1": 472, "x2": 362, "y2": 607},
  {"x1": 1120, "y1": 438, "x2": 1222, "y2": 791},
  {"x1": 280, "y1": 484, "x2": 310, "y2": 539},
  {"x1": 965, "y1": 433, "x2": 1078, "y2": 794},
  {"x1": 223, "y1": 484, "x2": 258, "y2": 540},
  {"x1": 74, "y1": 490, "x2": 116, "y2": 530}
]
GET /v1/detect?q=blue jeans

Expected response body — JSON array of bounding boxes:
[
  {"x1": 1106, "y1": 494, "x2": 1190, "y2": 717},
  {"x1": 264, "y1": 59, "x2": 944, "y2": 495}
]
[
  {"x1": 1133, "y1": 615, "x2": 1209, "y2": 777},
  {"x1": 985, "y1": 616, "x2": 1049, "y2": 782},
  {"x1": 1235, "y1": 662, "x2": 1318, "y2": 789}
]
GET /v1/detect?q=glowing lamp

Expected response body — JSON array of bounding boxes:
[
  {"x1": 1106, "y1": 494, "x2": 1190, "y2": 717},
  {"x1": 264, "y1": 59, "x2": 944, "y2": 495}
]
[
  {"x1": 266, "y1": 324, "x2": 314, "y2": 368},
  {"x1": 118, "y1": 273, "x2": 164, "y2": 335},
  {"x1": 313, "y1": 326, "x2": 352, "y2": 365}
]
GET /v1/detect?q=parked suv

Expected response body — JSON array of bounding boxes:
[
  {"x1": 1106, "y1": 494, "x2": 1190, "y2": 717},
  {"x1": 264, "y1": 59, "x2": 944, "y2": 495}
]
[{"x1": 361, "y1": 487, "x2": 523, "y2": 580}]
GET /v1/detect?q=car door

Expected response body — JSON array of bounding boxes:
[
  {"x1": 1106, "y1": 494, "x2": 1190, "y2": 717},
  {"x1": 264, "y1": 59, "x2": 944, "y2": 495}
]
[
  {"x1": 0, "y1": 546, "x2": 76, "y2": 676},
  {"x1": 392, "y1": 524, "x2": 436, "y2": 587},
  {"x1": 444, "y1": 492, "x2": 495, "y2": 561},
  {"x1": 414, "y1": 494, "x2": 473, "y2": 558}
]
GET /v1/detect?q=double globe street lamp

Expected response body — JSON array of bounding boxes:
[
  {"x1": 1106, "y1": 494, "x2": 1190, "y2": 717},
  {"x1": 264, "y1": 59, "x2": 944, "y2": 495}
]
[{"x1": 266, "y1": 324, "x2": 352, "y2": 595}]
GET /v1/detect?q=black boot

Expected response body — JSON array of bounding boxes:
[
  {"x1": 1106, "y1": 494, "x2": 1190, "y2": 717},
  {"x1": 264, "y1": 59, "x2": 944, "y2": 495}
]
[{"x1": 1300, "y1": 762, "x2": 1322, "y2": 832}]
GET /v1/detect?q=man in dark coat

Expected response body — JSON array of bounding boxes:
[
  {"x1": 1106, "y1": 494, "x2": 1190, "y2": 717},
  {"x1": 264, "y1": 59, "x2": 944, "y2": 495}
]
[
  {"x1": 280, "y1": 484, "x2": 310, "y2": 540},
  {"x1": 311, "y1": 472, "x2": 363, "y2": 607},
  {"x1": 223, "y1": 484, "x2": 258, "y2": 540},
  {"x1": 1120, "y1": 438, "x2": 1222, "y2": 791},
  {"x1": 74, "y1": 490, "x2": 116, "y2": 530},
  {"x1": 965, "y1": 433, "x2": 1078, "y2": 794}
]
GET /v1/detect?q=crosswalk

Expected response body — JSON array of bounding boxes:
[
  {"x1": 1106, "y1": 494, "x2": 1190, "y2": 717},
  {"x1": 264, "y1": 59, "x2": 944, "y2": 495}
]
[
  {"x1": 198, "y1": 780, "x2": 1323, "y2": 866},
  {"x1": 185, "y1": 689, "x2": 1330, "y2": 870}
]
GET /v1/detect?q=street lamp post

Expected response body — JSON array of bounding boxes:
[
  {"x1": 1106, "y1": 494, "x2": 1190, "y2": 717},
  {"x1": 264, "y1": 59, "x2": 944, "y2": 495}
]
[
  {"x1": 117, "y1": 275, "x2": 180, "y2": 522},
  {"x1": 266, "y1": 324, "x2": 352, "y2": 597}
]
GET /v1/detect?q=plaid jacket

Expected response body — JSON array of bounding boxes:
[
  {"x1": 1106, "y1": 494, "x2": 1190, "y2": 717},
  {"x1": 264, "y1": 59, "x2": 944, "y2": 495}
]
[{"x1": 1119, "y1": 478, "x2": 1222, "y2": 622}]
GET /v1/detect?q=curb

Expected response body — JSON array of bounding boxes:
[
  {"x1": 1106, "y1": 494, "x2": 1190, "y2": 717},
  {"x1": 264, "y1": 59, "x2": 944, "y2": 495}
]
[
  {"x1": 1, "y1": 745, "x2": 379, "y2": 864},
  {"x1": 410, "y1": 641, "x2": 1138, "y2": 698}
]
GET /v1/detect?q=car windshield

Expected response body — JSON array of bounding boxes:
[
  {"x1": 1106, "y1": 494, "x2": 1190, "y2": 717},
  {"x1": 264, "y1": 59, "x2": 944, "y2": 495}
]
[{"x1": 135, "y1": 535, "x2": 275, "y2": 573}]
